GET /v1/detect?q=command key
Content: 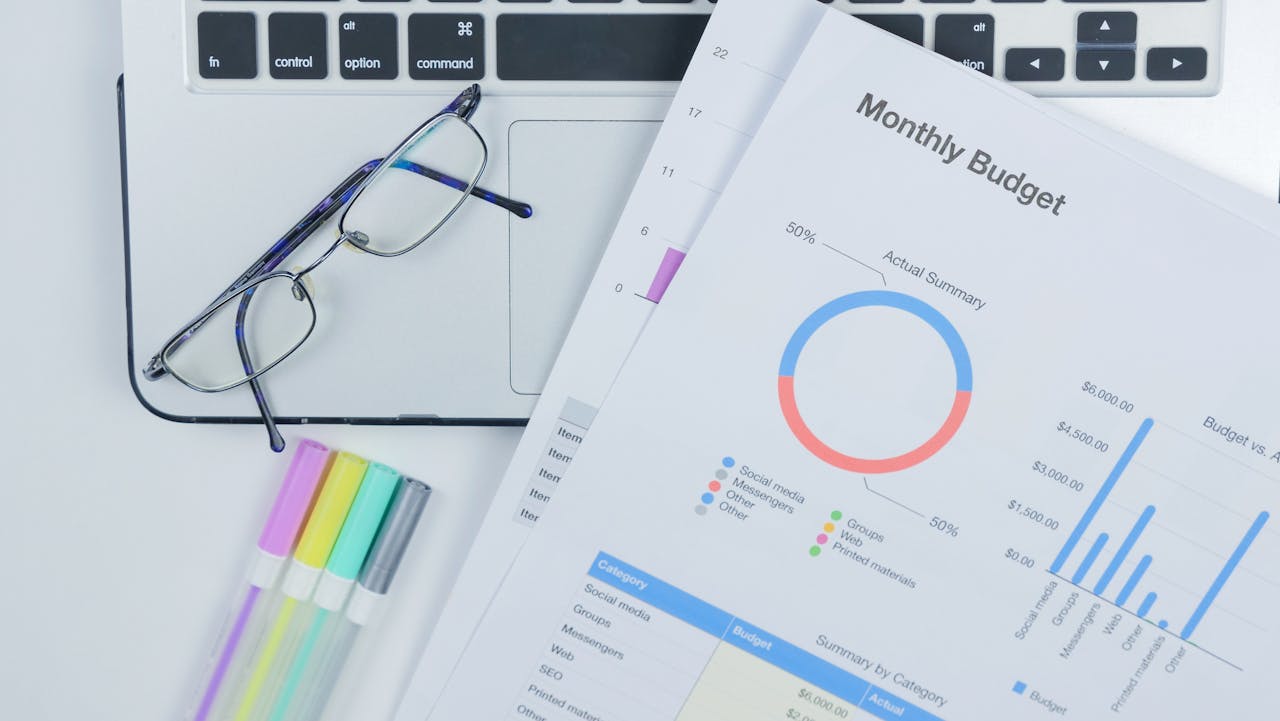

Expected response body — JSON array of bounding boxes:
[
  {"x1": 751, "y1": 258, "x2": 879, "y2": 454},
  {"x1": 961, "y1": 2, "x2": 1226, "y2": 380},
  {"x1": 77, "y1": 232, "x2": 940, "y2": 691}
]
[{"x1": 409, "y1": 14, "x2": 485, "y2": 81}]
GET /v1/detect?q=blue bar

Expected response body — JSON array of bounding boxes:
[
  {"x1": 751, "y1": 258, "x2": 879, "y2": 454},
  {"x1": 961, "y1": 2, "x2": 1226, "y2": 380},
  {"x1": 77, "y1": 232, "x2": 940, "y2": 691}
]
[
  {"x1": 722, "y1": 619, "x2": 870, "y2": 706},
  {"x1": 1094, "y1": 506, "x2": 1156, "y2": 596},
  {"x1": 1072, "y1": 533, "x2": 1109, "y2": 585},
  {"x1": 587, "y1": 552, "x2": 733, "y2": 637},
  {"x1": 1051, "y1": 419, "x2": 1153, "y2": 574},
  {"x1": 1179, "y1": 511, "x2": 1270, "y2": 640},
  {"x1": 1116, "y1": 555, "x2": 1152, "y2": 607},
  {"x1": 1137, "y1": 592, "x2": 1158, "y2": 618}
]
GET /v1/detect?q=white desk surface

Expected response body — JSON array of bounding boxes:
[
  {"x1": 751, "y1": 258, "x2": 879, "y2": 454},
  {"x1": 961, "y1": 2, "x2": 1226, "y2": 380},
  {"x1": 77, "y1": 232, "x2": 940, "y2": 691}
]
[{"x1": 1, "y1": 4, "x2": 519, "y2": 720}]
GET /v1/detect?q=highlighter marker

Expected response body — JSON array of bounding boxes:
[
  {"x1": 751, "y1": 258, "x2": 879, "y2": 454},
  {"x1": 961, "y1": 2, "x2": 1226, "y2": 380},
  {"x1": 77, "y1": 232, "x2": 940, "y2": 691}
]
[
  {"x1": 227, "y1": 451, "x2": 368, "y2": 721},
  {"x1": 264, "y1": 463, "x2": 401, "y2": 721},
  {"x1": 283, "y1": 478, "x2": 432, "y2": 721},
  {"x1": 187, "y1": 440, "x2": 330, "y2": 721}
]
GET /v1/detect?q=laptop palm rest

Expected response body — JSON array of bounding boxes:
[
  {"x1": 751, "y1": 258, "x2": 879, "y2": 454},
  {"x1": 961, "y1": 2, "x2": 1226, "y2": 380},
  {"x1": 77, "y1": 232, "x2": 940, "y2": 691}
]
[{"x1": 508, "y1": 120, "x2": 660, "y2": 395}]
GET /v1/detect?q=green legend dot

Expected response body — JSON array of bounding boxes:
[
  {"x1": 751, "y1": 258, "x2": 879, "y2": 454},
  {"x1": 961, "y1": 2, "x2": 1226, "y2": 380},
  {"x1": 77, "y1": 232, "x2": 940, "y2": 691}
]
[
  {"x1": 809, "y1": 545, "x2": 822, "y2": 557},
  {"x1": 830, "y1": 510, "x2": 843, "y2": 521}
]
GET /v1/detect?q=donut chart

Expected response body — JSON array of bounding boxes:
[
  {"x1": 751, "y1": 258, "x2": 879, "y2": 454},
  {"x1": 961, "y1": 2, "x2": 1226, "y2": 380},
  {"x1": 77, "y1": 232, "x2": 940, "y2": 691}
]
[{"x1": 778, "y1": 290, "x2": 972, "y2": 474}]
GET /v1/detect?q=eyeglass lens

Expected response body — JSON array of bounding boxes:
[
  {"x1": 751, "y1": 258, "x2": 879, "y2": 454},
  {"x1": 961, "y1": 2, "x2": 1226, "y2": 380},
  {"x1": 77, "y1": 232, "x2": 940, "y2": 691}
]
[
  {"x1": 341, "y1": 114, "x2": 487, "y2": 255},
  {"x1": 163, "y1": 274, "x2": 316, "y2": 391}
]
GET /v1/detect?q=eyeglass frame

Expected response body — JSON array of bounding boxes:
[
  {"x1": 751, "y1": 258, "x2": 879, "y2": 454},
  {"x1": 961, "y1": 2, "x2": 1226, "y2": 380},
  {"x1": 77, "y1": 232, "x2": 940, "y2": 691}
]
[{"x1": 140, "y1": 85, "x2": 532, "y2": 451}]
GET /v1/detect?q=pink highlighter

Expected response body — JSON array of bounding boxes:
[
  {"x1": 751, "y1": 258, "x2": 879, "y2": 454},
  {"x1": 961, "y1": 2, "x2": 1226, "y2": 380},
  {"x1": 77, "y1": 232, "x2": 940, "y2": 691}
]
[{"x1": 187, "y1": 440, "x2": 331, "y2": 721}]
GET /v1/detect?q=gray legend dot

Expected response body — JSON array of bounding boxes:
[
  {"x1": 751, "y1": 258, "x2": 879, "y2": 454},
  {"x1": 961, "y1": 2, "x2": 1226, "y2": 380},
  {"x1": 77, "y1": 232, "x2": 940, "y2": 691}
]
[
  {"x1": 715, "y1": 469, "x2": 728, "y2": 480},
  {"x1": 695, "y1": 505, "x2": 708, "y2": 515}
]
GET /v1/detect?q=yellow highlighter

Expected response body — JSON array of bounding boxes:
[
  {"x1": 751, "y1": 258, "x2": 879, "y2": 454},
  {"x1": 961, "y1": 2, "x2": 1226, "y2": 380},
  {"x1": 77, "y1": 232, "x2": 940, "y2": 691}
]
[{"x1": 225, "y1": 451, "x2": 368, "y2": 721}]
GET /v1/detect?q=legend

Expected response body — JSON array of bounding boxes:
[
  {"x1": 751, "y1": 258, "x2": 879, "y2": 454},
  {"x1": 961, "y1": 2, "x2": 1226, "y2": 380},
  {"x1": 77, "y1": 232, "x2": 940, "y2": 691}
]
[
  {"x1": 810, "y1": 510, "x2": 842, "y2": 557},
  {"x1": 695, "y1": 457, "x2": 736, "y2": 516}
]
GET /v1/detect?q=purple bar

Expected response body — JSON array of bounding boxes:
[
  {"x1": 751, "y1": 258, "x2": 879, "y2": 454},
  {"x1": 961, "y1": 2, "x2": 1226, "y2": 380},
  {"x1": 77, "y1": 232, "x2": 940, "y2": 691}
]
[{"x1": 645, "y1": 248, "x2": 687, "y2": 303}]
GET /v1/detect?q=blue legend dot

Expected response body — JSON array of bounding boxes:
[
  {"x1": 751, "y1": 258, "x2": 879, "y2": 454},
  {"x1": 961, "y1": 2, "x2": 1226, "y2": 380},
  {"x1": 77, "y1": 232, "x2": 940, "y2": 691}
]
[
  {"x1": 1012, "y1": 681, "x2": 1027, "y2": 695},
  {"x1": 1158, "y1": 620, "x2": 1168, "y2": 630},
  {"x1": 722, "y1": 457, "x2": 736, "y2": 468},
  {"x1": 701, "y1": 492, "x2": 715, "y2": 505}
]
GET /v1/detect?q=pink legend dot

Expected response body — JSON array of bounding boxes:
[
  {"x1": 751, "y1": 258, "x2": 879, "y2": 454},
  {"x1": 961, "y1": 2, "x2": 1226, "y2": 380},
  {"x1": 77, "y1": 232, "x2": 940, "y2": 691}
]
[
  {"x1": 709, "y1": 481, "x2": 721, "y2": 491},
  {"x1": 816, "y1": 534, "x2": 829, "y2": 544}
]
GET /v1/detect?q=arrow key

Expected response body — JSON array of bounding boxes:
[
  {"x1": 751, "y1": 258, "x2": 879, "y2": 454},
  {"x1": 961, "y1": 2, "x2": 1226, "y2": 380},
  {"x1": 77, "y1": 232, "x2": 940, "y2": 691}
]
[
  {"x1": 1077, "y1": 12, "x2": 1136, "y2": 45},
  {"x1": 1005, "y1": 48, "x2": 1064, "y2": 82},
  {"x1": 1076, "y1": 49, "x2": 1134, "y2": 82},
  {"x1": 1147, "y1": 47, "x2": 1207, "y2": 82}
]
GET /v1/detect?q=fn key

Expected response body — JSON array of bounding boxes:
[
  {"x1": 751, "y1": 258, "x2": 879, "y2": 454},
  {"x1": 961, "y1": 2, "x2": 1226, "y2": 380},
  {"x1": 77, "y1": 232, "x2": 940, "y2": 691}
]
[
  {"x1": 934, "y1": 15, "x2": 994, "y2": 77},
  {"x1": 198, "y1": 12, "x2": 257, "y2": 79}
]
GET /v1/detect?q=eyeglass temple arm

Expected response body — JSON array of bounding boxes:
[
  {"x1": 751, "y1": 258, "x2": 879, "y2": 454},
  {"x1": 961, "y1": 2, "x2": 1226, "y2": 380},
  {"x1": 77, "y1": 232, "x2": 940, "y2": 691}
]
[
  {"x1": 390, "y1": 158, "x2": 533, "y2": 219},
  {"x1": 233, "y1": 287, "x2": 287, "y2": 452}
]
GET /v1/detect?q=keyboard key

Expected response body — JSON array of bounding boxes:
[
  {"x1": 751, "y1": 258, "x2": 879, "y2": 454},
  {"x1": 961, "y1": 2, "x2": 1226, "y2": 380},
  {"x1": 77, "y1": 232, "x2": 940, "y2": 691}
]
[
  {"x1": 1077, "y1": 12, "x2": 1136, "y2": 45},
  {"x1": 1147, "y1": 47, "x2": 1207, "y2": 81},
  {"x1": 934, "y1": 14, "x2": 994, "y2": 76},
  {"x1": 198, "y1": 12, "x2": 257, "y2": 79},
  {"x1": 854, "y1": 15, "x2": 924, "y2": 46},
  {"x1": 496, "y1": 14, "x2": 710, "y2": 81},
  {"x1": 1004, "y1": 48, "x2": 1064, "y2": 81},
  {"x1": 409, "y1": 14, "x2": 485, "y2": 80},
  {"x1": 1076, "y1": 49, "x2": 1135, "y2": 81},
  {"x1": 268, "y1": 13, "x2": 327, "y2": 79},
  {"x1": 339, "y1": 13, "x2": 397, "y2": 79}
]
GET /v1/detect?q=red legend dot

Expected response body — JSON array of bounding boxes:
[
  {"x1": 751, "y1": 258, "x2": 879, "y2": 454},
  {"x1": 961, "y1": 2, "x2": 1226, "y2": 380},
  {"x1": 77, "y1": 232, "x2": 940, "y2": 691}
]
[{"x1": 709, "y1": 481, "x2": 721, "y2": 492}]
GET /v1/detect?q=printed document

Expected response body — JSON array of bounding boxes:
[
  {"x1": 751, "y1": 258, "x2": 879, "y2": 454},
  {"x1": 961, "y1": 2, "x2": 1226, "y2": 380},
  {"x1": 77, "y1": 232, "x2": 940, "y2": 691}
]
[{"x1": 427, "y1": 8, "x2": 1280, "y2": 721}]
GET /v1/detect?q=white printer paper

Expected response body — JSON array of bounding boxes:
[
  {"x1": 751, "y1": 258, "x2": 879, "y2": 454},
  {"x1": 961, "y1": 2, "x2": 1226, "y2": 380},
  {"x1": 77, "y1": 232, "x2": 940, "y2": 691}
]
[{"x1": 427, "y1": 8, "x2": 1280, "y2": 721}]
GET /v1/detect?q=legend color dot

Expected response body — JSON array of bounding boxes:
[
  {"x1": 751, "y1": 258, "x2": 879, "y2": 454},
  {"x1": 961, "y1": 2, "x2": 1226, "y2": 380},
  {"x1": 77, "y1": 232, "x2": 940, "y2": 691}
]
[{"x1": 810, "y1": 510, "x2": 842, "y2": 557}]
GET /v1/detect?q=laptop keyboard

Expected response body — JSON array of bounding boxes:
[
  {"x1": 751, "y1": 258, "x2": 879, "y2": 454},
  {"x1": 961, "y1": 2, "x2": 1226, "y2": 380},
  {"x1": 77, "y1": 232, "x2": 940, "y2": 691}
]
[{"x1": 189, "y1": 0, "x2": 1223, "y2": 97}]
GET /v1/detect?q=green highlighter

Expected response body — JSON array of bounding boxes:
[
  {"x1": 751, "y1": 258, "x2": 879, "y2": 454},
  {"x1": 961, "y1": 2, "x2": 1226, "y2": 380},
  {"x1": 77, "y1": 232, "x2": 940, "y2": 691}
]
[{"x1": 261, "y1": 462, "x2": 401, "y2": 721}]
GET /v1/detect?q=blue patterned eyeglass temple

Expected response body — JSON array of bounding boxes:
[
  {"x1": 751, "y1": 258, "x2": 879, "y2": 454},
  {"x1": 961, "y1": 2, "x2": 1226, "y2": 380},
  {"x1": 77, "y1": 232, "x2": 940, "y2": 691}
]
[{"x1": 141, "y1": 85, "x2": 532, "y2": 452}]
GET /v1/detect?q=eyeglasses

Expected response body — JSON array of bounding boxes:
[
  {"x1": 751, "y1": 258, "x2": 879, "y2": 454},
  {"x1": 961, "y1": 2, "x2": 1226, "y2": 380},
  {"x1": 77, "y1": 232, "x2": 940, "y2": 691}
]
[{"x1": 141, "y1": 85, "x2": 532, "y2": 452}]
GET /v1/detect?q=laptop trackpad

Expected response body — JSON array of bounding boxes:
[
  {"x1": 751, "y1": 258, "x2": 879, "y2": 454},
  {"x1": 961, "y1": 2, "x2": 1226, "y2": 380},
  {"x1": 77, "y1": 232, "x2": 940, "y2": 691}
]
[{"x1": 509, "y1": 120, "x2": 660, "y2": 394}]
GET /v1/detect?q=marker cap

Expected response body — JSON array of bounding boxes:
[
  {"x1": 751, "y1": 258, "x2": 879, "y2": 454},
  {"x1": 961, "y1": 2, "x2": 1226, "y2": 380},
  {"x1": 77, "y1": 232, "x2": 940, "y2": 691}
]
[
  {"x1": 294, "y1": 452, "x2": 368, "y2": 569},
  {"x1": 325, "y1": 463, "x2": 401, "y2": 581},
  {"x1": 358, "y1": 479, "x2": 432, "y2": 594},
  {"x1": 257, "y1": 440, "x2": 331, "y2": 556}
]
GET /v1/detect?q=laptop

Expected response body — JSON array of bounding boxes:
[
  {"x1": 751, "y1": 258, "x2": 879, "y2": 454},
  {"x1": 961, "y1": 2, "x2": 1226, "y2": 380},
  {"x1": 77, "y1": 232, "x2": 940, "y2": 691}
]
[{"x1": 119, "y1": 0, "x2": 1279, "y2": 428}]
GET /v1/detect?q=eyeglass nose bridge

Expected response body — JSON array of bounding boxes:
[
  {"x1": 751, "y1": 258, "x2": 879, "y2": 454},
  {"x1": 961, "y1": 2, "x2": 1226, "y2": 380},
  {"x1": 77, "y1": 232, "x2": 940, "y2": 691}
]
[{"x1": 293, "y1": 230, "x2": 370, "y2": 280}]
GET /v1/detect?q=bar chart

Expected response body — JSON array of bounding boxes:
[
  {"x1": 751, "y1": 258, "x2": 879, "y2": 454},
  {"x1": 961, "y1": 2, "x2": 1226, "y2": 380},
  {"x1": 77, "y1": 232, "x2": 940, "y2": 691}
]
[{"x1": 1047, "y1": 417, "x2": 1273, "y2": 666}]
